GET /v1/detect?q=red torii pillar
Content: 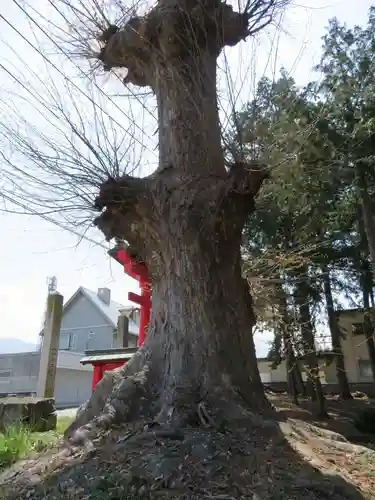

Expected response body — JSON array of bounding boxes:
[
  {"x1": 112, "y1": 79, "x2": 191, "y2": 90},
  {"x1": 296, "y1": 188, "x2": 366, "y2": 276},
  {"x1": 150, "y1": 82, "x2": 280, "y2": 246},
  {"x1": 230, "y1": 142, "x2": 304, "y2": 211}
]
[{"x1": 109, "y1": 247, "x2": 151, "y2": 347}]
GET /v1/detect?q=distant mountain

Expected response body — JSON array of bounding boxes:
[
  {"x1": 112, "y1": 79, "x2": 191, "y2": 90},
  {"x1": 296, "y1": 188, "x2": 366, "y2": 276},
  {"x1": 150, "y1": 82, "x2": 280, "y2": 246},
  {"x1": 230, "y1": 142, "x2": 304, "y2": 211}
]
[{"x1": 0, "y1": 338, "x2": 38, "y2": 354}]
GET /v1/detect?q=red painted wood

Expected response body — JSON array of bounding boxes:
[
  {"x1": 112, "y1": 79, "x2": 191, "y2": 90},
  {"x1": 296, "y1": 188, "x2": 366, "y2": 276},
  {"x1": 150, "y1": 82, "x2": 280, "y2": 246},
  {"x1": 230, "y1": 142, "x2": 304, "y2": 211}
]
[
  {"x1": 138, "y1": 278, "x2": 151, "y2": 347},
  {"x1": 102, "y1": 361, "x2": 124, "y2": 372},
  {"x1": 110, "y1": 247, "x2": 152, "y2": 348},
  {"x1": 128, "y1": 291, "x2": 143, "y2": 305},
  {"x1": 114, "y1": 248, "x2": 148, "y2": 282},
  {"x1": 115, "y1": 248, "x2": 139, "y2": 281},
  {"x1": 90, "y1": 360, "x2": 126, "y2": 391},
  {"x1": 92, "y1": 364, "x2": 102, "y2": 391},
  {"x1": 138, "y1": 295, "x2": 150, "y2": 346}
]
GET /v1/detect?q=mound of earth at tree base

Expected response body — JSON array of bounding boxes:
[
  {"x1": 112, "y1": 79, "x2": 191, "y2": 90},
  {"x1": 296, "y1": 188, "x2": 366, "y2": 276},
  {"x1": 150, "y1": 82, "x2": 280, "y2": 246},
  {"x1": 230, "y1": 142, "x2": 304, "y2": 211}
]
[{"x1": 0, "y1": 413, "x2": 374, "y2": 500}]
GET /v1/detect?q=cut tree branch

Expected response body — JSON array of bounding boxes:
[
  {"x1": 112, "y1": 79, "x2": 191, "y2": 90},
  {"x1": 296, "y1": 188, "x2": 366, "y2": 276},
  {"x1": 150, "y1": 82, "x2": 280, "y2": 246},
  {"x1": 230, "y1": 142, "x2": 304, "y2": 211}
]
[
  {"x1": 228, "y1": 161, "x2": 269, "y2": 198},
  {"x1": 98, "y1": 16, "x2": 153, "y2": 86},
  {"x1": 94, "y1": 175, "x2": 149, "y2": 243},
  {"x1": 96, "y1": 1, "x2": 287, "y2": 88}
]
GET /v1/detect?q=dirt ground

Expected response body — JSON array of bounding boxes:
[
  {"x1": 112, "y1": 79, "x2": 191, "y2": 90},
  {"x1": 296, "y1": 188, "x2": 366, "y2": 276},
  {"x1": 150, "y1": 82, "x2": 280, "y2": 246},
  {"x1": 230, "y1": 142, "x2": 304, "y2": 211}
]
[
  {"x1": 1, "y1": 393, "x2": 375, "y2": 500},
  {"x1": 270, "y1": 392, "x2": 375, "y2": 442}
]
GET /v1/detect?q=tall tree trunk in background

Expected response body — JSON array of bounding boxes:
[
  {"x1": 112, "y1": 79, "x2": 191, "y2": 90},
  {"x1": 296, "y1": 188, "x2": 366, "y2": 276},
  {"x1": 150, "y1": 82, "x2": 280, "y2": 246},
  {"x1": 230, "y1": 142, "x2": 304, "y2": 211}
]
[
  {"x1": 361, "y1": 261, "x2": 375, "y2": 381},
  {"x1": 358, "y1": 215, "x2": 375, "y2": 380},
  {"x1": 294, "y1": 271, "x2": 328, "y2": 417},
  {"x1": 322, "y1": 265, "x2": 352, "y2": 399},
  {"x1": 356, "y1": 163, "x2": 375, "y2": 278},
  {"x1": 275, "y1": 281, "x2": 305, "y2": 402},
  {"x1": 284, "y1": 333, "x2": 305, "y2": 404},
  {"x1": 66, "y1": 3, "x2": 276, "y2": 435}
]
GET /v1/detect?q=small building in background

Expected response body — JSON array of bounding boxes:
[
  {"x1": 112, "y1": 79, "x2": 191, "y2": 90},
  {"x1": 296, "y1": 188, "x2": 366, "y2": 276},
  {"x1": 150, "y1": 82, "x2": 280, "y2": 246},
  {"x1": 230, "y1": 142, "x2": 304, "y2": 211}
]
[
  {"x1": 0, "y1": 350, "x2": 93, "y2": 408},
  {"x1": 0, "y1": 287, "x2": 140, "y2": 407},
  {"x1": 257, "y1": 357, "x2": 328, "y2": 387},
  {"x1": 48, "y1": 286, "x2": 139, "y2": 353},
  {"x1": 331, "y1": 308, "x2": 374, "y2": 384},
  {"x1": 257, "y1": 307, "x2": 375, "y2": 392}
]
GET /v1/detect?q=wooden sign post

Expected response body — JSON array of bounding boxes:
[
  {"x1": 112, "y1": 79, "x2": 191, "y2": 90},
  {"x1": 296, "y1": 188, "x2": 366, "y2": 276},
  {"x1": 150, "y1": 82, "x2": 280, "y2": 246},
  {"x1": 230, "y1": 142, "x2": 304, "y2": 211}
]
[
  {"x1": 117, "y1": 314, "x2": 129, "y2": 348},
  {"x1": 37, "y1": 293, "x2": 64, "y2": 399}
]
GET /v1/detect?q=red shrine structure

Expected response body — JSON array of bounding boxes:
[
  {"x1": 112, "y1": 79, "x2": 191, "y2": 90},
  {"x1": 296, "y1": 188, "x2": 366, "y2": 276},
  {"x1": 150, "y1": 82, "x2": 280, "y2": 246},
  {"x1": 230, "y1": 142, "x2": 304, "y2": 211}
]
[
  {"x1": 108, "y1": 245, "x2": 151, "y2": 348},
  {"x1": 81, "y1": 244, "x2": 152, "y2": 391}
]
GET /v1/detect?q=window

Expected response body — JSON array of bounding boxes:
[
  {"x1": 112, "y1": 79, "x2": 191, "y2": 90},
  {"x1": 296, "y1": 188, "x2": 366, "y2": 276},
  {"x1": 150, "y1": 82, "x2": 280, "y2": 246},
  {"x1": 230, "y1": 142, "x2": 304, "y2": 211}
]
[
  {"x1": 0, "y1": 369, "x2": 12, "y2": 378},
  {"x1": 130, "y1": 308, "x2": 141, "y2": 326},
  {"x1": 358, "y1": 359, "x2": 373, "y2": 379},
  {"x1": 352, "y1": 322, "x2": 365, "y2": 336},
  {"x1": 85, "y1": 332, "x2": 96, "y2": 350},
  {"x1": 59, "y1": 332, "x2": 76, "y2": 350}
]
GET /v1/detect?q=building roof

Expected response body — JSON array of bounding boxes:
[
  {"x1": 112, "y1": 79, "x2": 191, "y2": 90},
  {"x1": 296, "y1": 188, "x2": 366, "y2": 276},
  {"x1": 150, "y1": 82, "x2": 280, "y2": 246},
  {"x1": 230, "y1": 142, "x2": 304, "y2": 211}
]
[
  {"x1": 40, "y1": 287, "x2": 139, "y2": 336},
  {"x1": 80, "y1": 347, "x2": 138, "y2": 365},
  {"x1": 76, "y1": 287, "x2": 139, "y2": 335},
  {"x1": 0, "y1": 350, "x2": 93, "y2": 371}
]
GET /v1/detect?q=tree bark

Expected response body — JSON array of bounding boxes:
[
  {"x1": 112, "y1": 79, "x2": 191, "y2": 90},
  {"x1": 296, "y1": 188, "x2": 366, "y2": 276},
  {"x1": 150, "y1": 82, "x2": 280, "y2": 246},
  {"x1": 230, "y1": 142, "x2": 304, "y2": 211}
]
[
  {"x1": 294, "y1": 271, "x2": 328, "y2": 418},
  {"x1": 91, "y1": 164, "x2": 270, "y2": 429},
  {"x1": 321, "y1": 265, "x2": 352, "y2": 399},
  {"x1": 275, "y1": 281, "x2": 305, "y2": 402},
  {"x1": 67, "y1": 0, "x2": 276, "y2": 438},
  {"x1": 356, "y1": 161, "x2": 375, "y2": 280},
  {"x1": 361, "y1": 262, "x2": 375, "y2": 381}
]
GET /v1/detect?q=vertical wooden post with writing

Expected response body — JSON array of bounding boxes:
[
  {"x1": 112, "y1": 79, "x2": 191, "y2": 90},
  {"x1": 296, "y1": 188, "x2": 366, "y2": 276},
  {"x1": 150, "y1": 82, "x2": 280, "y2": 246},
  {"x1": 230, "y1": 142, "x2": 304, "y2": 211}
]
[
  {"x1": 37, "y1": 293, "x2": 64, "y2": 399},
  {"x1": 118, "y1": 314, "x2": 129, "y2": 348}
]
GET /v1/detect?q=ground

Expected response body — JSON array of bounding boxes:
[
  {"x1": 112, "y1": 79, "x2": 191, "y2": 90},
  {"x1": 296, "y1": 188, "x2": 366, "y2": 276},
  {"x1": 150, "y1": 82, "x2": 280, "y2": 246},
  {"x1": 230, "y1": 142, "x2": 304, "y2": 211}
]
[{"x1": 0, "y1": 394, "x2": 374, "y2": 499}]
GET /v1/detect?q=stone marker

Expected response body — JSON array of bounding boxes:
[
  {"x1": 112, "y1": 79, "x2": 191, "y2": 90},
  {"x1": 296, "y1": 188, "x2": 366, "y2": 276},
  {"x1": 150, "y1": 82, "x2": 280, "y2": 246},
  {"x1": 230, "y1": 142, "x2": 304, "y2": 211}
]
[
  {"x1": 37, "y1": 293, "x2": 63, "y2": 399},
  {"x1": 0, "y1": 396, "x2": 56, "y2": 432}
]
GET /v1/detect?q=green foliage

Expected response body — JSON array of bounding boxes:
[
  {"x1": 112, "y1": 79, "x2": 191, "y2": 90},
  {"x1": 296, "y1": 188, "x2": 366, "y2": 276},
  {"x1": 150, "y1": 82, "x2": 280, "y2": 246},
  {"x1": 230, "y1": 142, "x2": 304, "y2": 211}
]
[
  {"x1": 234, "y1": 7, "x2": 375, "y2": 369},
  {"x1": 318, "y1": 8, "x2": 375, "y2": 162}
]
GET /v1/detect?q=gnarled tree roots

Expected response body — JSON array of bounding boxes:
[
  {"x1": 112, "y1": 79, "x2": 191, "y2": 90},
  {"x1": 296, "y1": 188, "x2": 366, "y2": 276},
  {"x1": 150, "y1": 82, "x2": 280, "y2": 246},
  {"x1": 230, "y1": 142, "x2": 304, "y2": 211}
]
[
  {"x1": 61, "y1": 366, "x2": 374, "y2": 500},
  {"x1": 65, "y1": 345, "x2": 273, "y2": 448}
]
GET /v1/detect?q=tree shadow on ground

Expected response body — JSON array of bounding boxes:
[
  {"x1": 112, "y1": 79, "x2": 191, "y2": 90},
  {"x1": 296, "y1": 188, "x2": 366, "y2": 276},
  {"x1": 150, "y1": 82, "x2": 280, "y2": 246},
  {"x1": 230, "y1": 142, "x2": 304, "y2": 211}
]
[
  {"x1": 271, "y1": 393, "x2": 375, "y2": 444},
  {"x1": 0, "y1": 412, "x2": 374, "y2": 500}
]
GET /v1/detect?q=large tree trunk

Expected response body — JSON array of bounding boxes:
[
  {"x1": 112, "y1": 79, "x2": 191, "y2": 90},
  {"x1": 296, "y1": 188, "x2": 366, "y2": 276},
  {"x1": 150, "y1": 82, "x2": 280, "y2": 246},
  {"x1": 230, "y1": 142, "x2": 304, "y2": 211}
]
[
  {"x1": 294, "y1": 271, "x2": 328, "y2": 418},
  {"x1": 66, "y1": 2, "x2": 274, "y2": 439},
  {"x1": 321, "y1": 265, "x2": 352, "y2": 399}
]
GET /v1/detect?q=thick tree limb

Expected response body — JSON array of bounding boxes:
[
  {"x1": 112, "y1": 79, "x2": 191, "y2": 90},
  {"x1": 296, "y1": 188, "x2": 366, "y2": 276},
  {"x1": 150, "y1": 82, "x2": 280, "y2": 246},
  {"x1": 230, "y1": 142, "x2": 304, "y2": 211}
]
[
  {"x1": 227, "y1": 161, "x2": 269, "y2": 197},
  {"x1": 93, "y1": 175, "x2": 149, "y2": 243},
  {"x1": 94, "y1": 164, "x2": 268, "y2": 248},
  {"x1": 98, "y1": 15, "x2": 154, "y2": 86},
  {"x1": 97, "y1": 1, "x2": 274, "y2": 88}
]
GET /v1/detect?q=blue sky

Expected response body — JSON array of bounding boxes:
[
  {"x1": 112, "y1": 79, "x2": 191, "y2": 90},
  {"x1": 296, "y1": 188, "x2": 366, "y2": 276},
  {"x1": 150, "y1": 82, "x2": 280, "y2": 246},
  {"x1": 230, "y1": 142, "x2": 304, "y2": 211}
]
[{"x1": 0, "y1": 0, "x2": 373, "y2": 356}]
